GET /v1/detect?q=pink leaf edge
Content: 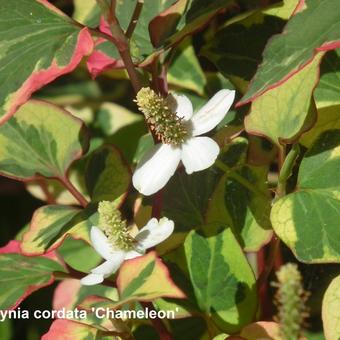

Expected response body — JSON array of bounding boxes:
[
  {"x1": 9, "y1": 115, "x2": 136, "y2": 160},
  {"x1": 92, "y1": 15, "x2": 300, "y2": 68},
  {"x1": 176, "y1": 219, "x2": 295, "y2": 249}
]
[
  {"x1": 1, "y1": 10, "x2": 94, "y2": 125},
  {"x1": 86, "y1": 17, "x2": 123, "y2": 78},
  {"x1": 0, "y1": 240, "x2": 65, "y2": 310},
  {"x1": 237, "y1": 0, "x2": 340, "y2": 107}
]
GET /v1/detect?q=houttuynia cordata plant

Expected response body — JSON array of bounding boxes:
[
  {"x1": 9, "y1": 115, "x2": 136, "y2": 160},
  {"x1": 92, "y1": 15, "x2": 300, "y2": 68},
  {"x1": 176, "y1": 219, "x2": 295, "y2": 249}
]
[{"x1": 0, "y1": 0, "x2": 339, "y2": 339}]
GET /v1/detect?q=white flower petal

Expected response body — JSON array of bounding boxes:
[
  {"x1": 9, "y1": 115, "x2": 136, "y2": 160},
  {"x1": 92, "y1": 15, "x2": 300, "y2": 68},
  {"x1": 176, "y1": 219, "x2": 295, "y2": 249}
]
[
  {"x1": 90, "y1": 226, "x2": 116, "y2": 261},
  {"x1": 132, "y1": 143, "x2": 181, "y2": 196},
  {"x1": 136, "y1": 217, "x2": 174, "y2": 250},
  {"x1": 181, "y1": 137, "x2": 220, "y2": 174},
  {"x1": 172, "y1": 94, "x2": 193, "y2": 121},
  {"x1": 191, "y1": 89, "x2": 235, "y2": 136},
  {"x1": 91, "y1": 258, "x2": 125, "y2": 276},
  {"x1": 80, "y1": 273, "x2": 104, "y2": 286},
  {"x1": 124, "y1": 250, "x2": 144, "y2": 260}
]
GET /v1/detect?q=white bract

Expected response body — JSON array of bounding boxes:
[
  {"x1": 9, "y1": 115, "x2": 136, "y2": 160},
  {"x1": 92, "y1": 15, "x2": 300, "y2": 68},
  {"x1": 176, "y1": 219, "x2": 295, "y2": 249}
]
[
  {"x1": 133, "y1": 89, "x2": 235, "y2": 195},
  {"x1": 81, "y1": 217, "x2": 174, "y2": 286}
]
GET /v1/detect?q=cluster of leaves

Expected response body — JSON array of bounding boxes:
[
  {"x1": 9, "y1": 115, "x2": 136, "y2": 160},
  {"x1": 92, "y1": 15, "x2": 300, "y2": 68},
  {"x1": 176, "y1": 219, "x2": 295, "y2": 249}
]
[{"x1": 0, "y1": 0, "x2": 340, "y2": 339}]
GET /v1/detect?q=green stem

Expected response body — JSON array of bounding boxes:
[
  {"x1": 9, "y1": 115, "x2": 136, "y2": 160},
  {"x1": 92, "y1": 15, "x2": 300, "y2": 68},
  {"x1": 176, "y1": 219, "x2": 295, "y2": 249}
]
[
  {"x1": 276, "y1": 144, "x2": 287, "y2": 198},
  {"x1": 277, "y1": 144, "x2": 299, "y2": 198}
]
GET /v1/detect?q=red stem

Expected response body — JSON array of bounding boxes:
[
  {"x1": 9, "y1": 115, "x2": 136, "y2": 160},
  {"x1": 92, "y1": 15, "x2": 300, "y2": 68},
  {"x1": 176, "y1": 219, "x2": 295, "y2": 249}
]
[
  {"x1": 141, "y1": 302, "x2": 172, "y2": 340},
  {"x1": 152, "y1": 190, "x2": 163, "y2": 219},
  {"x1": 58, "y1": 176, "x2": 88, "y2": 208}
]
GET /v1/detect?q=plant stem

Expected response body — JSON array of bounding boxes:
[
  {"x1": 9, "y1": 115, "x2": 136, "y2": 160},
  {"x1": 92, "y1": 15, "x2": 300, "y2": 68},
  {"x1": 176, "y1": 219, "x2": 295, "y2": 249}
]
[
  {"x1": 38, "y1": 179, "x2": 56, "y2": 204},
  {"x1": 58, "y1": 176, "x2": 88, "y2": 208},
  {"x1": 126, "y1": 0, "x2": 144, "y2": 39},
  {"x1": 96, "y1": 0, "x2": 142, "y2": 94},
  {"x1": 276, "y1": 144, "x2": 287, "y2": 197},
  {"x1": 257, "y1": 236, "x2": 280, "y2": 288},
  {"x1": 257, "y1": 144, "x2": 287, "y2": 318},
  {"x1": 141, "y1": 302, "x2": 172, "y2": 340},
  {"x1": 151, "y1": 55, "x2": 169, "y2": 96}
]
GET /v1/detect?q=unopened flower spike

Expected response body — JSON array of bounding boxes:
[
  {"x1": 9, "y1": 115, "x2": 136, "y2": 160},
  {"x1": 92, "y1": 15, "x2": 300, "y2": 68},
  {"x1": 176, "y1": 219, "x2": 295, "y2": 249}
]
[
  {"x1": 133, "y1": 87, "x2": 236, "y2": 196},
  {"x1": 272, "y1": 263, "x2": 309, "y2": 340},
  {"x1": 81, "y1": 201, "x2": 174, "y2": 286}
]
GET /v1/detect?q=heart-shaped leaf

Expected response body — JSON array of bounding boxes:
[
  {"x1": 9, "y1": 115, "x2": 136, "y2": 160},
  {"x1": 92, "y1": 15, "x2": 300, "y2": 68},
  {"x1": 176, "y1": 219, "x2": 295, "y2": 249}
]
[
  {"x1": 271, "y1": 130, "x2": 340, "y2": 262},
  {"x1": 0, "y1": 100, "x2": 89, "y2": 181}
]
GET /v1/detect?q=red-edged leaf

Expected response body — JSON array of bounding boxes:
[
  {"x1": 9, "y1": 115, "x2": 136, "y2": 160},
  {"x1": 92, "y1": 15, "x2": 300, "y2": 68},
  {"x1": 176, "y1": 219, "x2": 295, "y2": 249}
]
[
  {"x1": 239, "y1": 0, "x2": 340, "y2": 105},
  {"x1": 0, "y1": 100, "x2": 89, "y2": 182},
  {"x1": 53, "y1": 279, "x2": 82, "y2": 311},
  {"x1": 0, "y1": 240, "x2": 65, "y2": 310},
  {"x1": 236, "y1": 321, "x2": 280, "y2": 339},
  {"x1": 0, "y1": 0, "x2": 94, "y2": 124},
  {"x1": 86, "y1": 18, "x2": 123, "y2": 78},
  {"x1": 117, "y1": 251, "x2": 186, "y2": 301},
  {"x1": 150, "y1": 0, "x2": 232, "y2": 49},
  {"x1": 42, "y1": 319, "x2": 98, "y2": 340},
  {"x1": 52, "y1": 279, "x2": 120, "y2": 331},
  {"x1": 21, "y1": 205, "x2": 96, "y2": 256}
]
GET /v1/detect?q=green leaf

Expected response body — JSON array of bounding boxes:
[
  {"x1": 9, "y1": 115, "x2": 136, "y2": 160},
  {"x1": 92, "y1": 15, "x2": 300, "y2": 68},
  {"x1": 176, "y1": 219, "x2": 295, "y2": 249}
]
[
  {"x1": 85, "y1": 145, "x2": 130, "y2": 204},
  {"x1": 73, "y1": 0, "x2": 100, "y2": 27},
  {"x1": 133, "y1": 133, "x2": 155, "y2": 164},
  {"x1": 201, "y1": 13, "x2": 285, "y2": 89},
  {"x1": 240, "y1": 0, "x2": 340, "y2": 104},
  {"x1": 245, "y1": 54, "x2": 321, "y2": 146},
  {"x1": 0, "y1": 0, "x2": 93, "y2": 124},
  {"x1": 57, "y1": 238, "x2": 101, "y2": 273},
  {"x1": 162, "y1": 166, "x2": 221, "y2": 232},
  {"x1": 314, "y1": 50, "x2": 340, "y2": 108},
  {"x1": 150, "y1": 0, "x2": 233, "y2": 49},
  {"x1": 0, "y1": 319, "x2": 11, "y2": 340},
  {"x1": 271, "y1": 130, "x2": 340, "y2": 262},
  {"x1": 322, "y1": 275, "x2": 340, "y2": 340},
  {"x1": 168, "y1": 39, "x2": 206, "y2": 95},
  {"x1": 262, "y1": 0, "x2": 298, "y2": 20},
  {"x1": 184, "y1": 226, "x2": 257, "y2": 333},
  {"x1": 206, "y1": 139, "x2": 272, "y2": 251},
  {"x1": 0, "y1": 100, "x2": 88, "y2": 180},
  {"x1": 0, "y1": 243, "x2": 64, "y2": 310},
  {"x1": 96, "y1": 103, "x2": 147, "y2": 163},
  {"x1": 300, "y1": 105, "x2": 340, "y2": 148},
  {"x1": 21, "y1": 205, "x2": 97, "y2": 255}
]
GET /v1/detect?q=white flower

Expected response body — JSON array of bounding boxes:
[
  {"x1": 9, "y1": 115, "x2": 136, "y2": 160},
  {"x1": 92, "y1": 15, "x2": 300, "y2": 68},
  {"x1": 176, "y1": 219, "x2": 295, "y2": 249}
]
[
  {"x1": 80, "y1": 217, "x2": 174, "y2": 286},
  {"x1": 132, "y1": 89, "x2": 235, "y2": 196}
]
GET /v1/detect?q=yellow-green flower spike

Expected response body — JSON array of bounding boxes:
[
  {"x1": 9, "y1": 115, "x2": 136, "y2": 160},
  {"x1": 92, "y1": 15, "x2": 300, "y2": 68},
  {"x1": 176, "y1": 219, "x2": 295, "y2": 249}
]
[
  {"x1": 98, "y1": 201, "x2": 135, "y2": 251},
  {"x1": 272, "y1": 263, "x2": 309, "y2": 340},
  {"x1": 135, "y1": 87, "x2": 188, "y2": 145}
]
